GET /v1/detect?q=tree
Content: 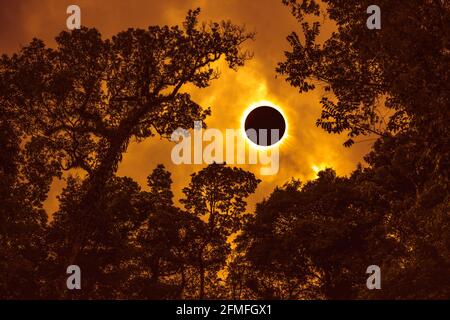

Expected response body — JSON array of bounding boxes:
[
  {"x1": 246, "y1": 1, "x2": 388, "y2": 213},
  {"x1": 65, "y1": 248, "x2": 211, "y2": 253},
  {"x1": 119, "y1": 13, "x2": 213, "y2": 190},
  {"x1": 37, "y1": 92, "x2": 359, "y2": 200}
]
[
  {"x1": 230, "y1": 179, "x2": 313, "y2": 299},
  {"x1": 235, "y1": 169, "x2": 400, "y2": 299},
  {"x1": 130, "y1": 164, "x2": 205, "y2": 299},
  {"x1": 2, "y1": 8, "x2": 255, "y2": 266},
  {"x1": 181, "y1": 163, "x2": 260, "y2": 299},
  {"x1": 278, "y1": 0, "x2": 449, "y2": 152},
  {"x1": 47, "y1": 165, "x2": 212, "y2": 299},
  {"x1": 0, "y1": 55, "x2": 54, "y2": 299},
  {"x1": 357, "y1": 135, "x2": 450, "y2": 299},
  {"x1": 272, "y1": 0, "x2": 449, "y2": 299},
  {"x1": 48, "y1": 175, "x2": 144, "y2": 299},
  {"x1": 0, "y1": 150, "x2": 49, "y2": 298}
]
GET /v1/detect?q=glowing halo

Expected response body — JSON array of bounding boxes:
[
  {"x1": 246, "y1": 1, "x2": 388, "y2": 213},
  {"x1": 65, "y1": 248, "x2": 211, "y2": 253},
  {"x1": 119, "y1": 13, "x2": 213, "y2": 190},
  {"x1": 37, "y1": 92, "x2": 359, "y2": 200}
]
[{"x1": 241, "y1": 100, "x2": 289, "y2": 150}]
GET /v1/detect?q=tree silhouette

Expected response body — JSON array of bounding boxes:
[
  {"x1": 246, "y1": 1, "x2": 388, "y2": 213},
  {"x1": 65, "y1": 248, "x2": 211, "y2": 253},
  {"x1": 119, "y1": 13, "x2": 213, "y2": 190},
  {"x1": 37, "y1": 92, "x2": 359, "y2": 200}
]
[
  {"x1": 264, "y1": 0, "x2": 450, "y2": 299},
  {"x1": 181, "y1": 163, "x2": 260, "y2": 299},
  {"x1": 358, "y1": 135, "x2": 450, "y2": 298},
  {"x1": 1, "y1": 8, "x2": 254, "y2": 267},
  {"x1": 0, "y1": 62, "x2": 52, "y2": 299},
  {"x1": 43, "y1": 163, "x2": 260, "y2": 299},
  {"x1": 131, "y1": 164, "x2": 204, "y2": 299},
  {"x1": 278, "y1": 0, "x2": 449, "y2": 151},
  {"x1": 48, "y1": 175, "x2": 144, "y2": 298},
  {"x1": 0, "y1": 2, "x2": 448, "y2": 300},
  {"x1": 235, "y1": 169, "x2": 401, "y2": 299}
]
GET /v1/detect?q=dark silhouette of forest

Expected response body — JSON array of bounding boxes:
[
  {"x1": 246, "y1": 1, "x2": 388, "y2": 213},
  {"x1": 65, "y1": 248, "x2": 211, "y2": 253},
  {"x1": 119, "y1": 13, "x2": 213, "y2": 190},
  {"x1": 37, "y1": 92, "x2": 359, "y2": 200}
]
[{"x1": 0, "y1": 1, "x2": 449, "y2": 299}]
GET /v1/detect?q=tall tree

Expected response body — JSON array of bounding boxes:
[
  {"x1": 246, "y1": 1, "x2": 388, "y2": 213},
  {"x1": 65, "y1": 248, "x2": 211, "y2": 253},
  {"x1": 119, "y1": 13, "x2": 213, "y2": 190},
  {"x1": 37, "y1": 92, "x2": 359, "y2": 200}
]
[
  {"x1": 358, "y1": 135, "x2": 450, "y2": 298},
  {"x1": 181, "y1": 163, "x2": 260, "y2": 299},
  {"x1": 272, "y1": 0, "x2": 449, "y2": 299},
  {"x1": 278, "y1": 0, "x2": 449, "y2": 153},
  {"x1": 131, "y1": 164, "x2": 205, "y2": 299},
  {"x1": 2, "y1": 8, "x2": 254, "y2": 266},
  {"x1": 48, "y1": 175, "x2": 144, "y2": 299},
  {"x1": 235, "y1": 170, "x2": 398, "y2": 299},
  {"x1": 0, "y1": 54, "x2": 55, "y2": 299}
]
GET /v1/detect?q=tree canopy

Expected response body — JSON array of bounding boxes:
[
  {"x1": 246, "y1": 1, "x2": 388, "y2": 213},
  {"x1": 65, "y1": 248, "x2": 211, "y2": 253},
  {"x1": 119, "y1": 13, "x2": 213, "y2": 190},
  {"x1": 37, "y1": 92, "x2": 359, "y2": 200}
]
[{"x1": 0, "y1": 3, "x2": 448, "y2": 299}]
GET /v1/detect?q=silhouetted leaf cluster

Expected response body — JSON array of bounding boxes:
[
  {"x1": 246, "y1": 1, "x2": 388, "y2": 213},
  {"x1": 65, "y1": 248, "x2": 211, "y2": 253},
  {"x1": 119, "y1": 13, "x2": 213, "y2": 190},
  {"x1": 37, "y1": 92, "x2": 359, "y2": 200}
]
[{"x1": 0, "y1": 3, "x2": 449, "y2": 299}]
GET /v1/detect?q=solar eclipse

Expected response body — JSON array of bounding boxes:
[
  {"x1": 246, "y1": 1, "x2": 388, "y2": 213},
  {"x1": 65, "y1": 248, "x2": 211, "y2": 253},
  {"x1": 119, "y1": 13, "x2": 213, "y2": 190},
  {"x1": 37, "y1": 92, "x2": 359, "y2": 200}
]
[{"x1": 242, "y1": 102, "x2": 287, "y2": 148}]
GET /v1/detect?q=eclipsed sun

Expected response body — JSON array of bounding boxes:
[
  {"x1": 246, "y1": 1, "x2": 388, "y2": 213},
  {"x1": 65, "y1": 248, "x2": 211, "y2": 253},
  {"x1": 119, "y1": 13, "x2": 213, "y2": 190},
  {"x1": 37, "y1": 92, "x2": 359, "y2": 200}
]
[{"x1": 241, "y1": 101, "x2": 288, "y2": 148}]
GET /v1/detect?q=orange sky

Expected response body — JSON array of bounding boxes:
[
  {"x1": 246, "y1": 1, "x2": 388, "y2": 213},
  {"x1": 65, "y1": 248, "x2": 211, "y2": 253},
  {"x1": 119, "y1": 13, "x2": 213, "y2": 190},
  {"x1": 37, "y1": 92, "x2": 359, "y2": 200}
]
[{"x1": 0, "y1": 0, "x2": 374, "y2": 213}]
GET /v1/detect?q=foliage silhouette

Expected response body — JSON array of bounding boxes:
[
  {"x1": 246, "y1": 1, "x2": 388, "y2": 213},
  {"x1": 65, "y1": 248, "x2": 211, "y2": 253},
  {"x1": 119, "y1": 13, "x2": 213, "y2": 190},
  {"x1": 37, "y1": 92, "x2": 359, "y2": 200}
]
[
  {"x1": 0, "y1": 8, "x2": 254, "y2": 269},
  {"x1": 181, "y1": 163, "x2": 260, "y2": 299},
  {"x1": 0, "y1": 2, "x2": 449, "y2": 300},
  {"x1": 229, "y1": 0, "x2": 450, "y2": 299}
]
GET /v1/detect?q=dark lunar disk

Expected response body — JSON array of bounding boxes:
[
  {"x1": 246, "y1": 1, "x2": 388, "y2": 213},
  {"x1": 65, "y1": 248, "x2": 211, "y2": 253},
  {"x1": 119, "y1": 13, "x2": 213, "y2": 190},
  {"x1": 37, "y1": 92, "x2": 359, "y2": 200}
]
[{"x1": 244, "y1": 106, "x2": 286, "y2": 146}]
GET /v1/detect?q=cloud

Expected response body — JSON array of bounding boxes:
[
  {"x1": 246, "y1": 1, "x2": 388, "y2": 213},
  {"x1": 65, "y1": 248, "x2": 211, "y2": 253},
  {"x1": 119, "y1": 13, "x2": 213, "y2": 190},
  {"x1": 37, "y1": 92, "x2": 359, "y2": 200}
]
[{"x1": 0, "y1": 0, "x2": 373, "y2": 214}]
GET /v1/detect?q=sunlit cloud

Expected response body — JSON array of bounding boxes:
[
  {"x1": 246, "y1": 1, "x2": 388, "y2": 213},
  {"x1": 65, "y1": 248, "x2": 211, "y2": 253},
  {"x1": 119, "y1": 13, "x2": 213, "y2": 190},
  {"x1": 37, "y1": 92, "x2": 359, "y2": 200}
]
[{"x1": 0, "y1": 0, "x2": 373, "y2": 214}]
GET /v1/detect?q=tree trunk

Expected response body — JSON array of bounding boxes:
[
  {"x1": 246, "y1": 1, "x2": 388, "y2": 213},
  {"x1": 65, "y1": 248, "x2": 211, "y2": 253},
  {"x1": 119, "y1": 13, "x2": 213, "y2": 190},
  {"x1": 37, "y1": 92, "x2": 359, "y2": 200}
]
[{"x1": 66, "y1": 133, "x2": 129, "y2": 267}]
